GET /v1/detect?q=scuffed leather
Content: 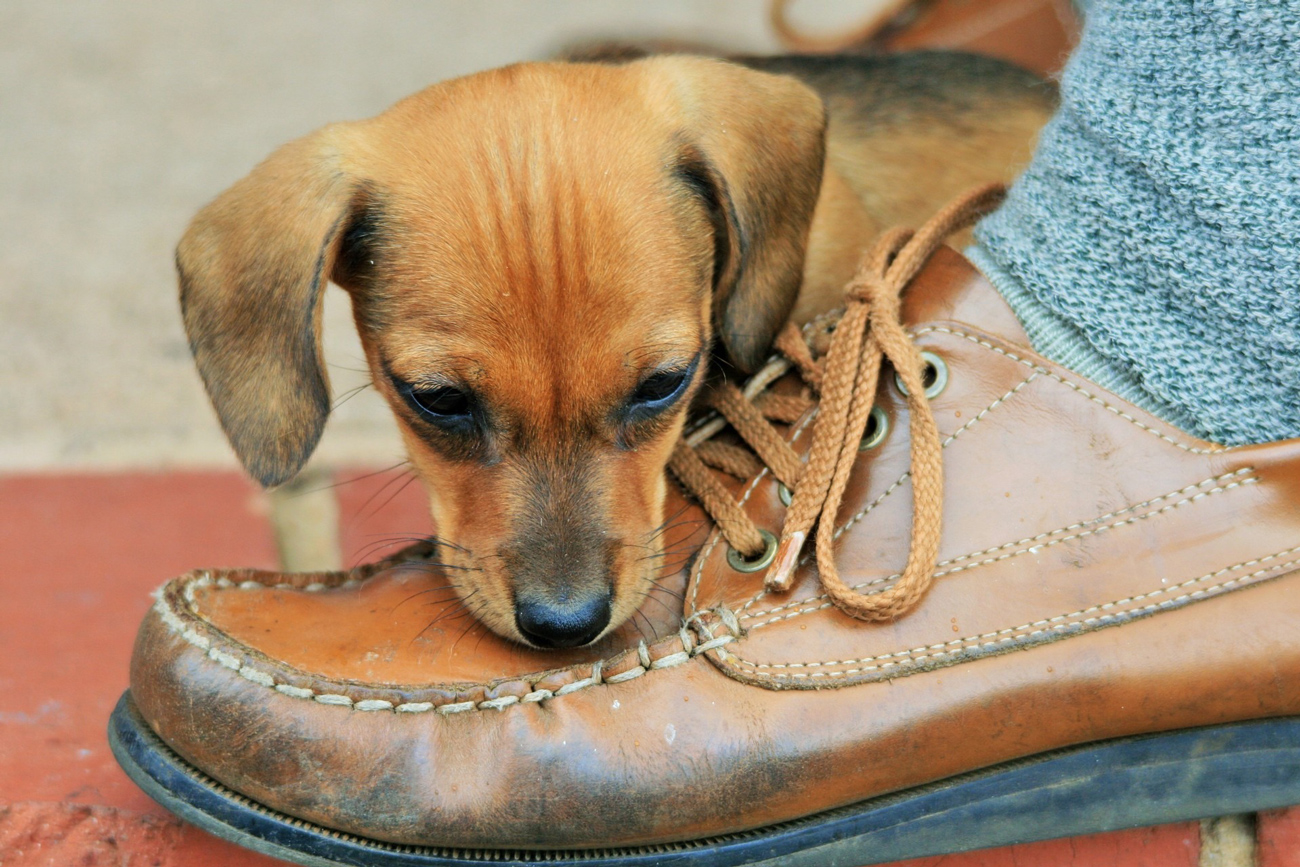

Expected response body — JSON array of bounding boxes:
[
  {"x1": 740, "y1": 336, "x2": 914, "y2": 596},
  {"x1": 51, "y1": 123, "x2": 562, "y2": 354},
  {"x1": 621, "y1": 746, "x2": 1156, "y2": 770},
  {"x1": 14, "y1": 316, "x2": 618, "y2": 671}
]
[{"x1": 130, "y1": 248, "x2": 1300, "y2": 848}]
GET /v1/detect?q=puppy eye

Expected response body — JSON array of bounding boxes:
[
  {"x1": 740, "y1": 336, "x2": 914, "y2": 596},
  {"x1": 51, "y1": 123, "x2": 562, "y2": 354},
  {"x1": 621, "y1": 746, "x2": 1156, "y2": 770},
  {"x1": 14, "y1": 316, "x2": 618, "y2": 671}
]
[
  {"x1": 633, "y1": 370, "x2": 689, "y2": 405},
  {"x1": 627, "y1": 355, "x2": 699, "y2": 420},
  {"x1": 403, "y1": 385, "x2": 474, "y2": 429}
]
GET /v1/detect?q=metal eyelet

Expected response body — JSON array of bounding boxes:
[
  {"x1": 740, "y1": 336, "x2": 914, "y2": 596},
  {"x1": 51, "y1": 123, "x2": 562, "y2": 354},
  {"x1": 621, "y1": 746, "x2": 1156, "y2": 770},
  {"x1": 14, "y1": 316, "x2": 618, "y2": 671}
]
[
  {"x1": 778, "y1": 482, "x2": 793, "y2": 506},
  {"x1": 859, "y1": 405, "x2": 889, "y2": 451},
  {"x1": 727, "y1": 529, "x2": 778, "y2": 573},
  {"x1": 894, "y1": 351, "x2": 949, "y2": 400}
]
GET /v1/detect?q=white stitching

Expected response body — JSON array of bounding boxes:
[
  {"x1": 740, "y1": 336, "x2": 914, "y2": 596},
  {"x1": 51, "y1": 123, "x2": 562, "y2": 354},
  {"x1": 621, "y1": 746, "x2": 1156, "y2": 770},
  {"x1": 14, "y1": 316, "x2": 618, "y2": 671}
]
[
  {"x1": 275, "y1": 684, "x2": 314, "y2": 699},
  {"x1": 725, "y1": 545, "x2": 1300, "y2": 677},
  {"x1": 208, "y1": 647, "x2": 240, "y2": 670},
  {"x1": 694, "y1": 636, "x2": 735, "y2": 654},
  {"x1": 158, "y1": 575, "x2": 737, "y2": 716},
  {"x1": 436, "y1": 701, "x2": 476, "y2": 715},
  {"x1": 396, "y1": 702, "x2": 434, "y2": 713},
  {"x1": 651, "y1": 651, "x2": 691, "y2": 669},
  {"x1": 605, "y1": 666, "x2": 646, "y2": 684}
]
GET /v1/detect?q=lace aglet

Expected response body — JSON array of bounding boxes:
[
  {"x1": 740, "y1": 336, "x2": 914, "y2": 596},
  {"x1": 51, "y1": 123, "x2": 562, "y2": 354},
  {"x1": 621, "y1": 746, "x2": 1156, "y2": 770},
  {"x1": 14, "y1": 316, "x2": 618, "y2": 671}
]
[{"x1": 764, "y1": 531, "x2": 806, "y2": 592}]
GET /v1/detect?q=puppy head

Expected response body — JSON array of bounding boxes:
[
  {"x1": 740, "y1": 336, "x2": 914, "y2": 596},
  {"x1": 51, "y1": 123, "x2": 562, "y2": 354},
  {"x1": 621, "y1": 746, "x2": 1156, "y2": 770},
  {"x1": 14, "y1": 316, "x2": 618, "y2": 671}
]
[{"x1": 178, "y1": 57, "x2": 826, "y2": 646}]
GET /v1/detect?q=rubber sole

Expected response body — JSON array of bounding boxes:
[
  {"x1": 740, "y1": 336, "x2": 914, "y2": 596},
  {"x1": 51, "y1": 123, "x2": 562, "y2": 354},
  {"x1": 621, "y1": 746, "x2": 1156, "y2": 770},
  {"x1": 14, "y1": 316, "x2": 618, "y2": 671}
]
[{"x1": 109, "y1": 691, "x2": 1300, "y2": 866}]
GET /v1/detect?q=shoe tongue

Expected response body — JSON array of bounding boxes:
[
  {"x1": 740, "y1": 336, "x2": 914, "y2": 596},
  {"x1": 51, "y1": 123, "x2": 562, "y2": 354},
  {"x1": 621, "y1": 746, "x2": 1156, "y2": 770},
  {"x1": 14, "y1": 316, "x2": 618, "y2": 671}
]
[{"x1": 900, "y1": 246, "x2": 1028, "y2": 347}]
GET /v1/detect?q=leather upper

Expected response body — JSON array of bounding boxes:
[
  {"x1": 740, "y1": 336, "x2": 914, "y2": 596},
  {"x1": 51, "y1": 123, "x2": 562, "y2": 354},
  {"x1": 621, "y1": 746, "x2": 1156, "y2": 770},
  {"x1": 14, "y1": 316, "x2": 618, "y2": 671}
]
[{"x1": 130, "y1": 248, "x2": 1300, "y2": 848}]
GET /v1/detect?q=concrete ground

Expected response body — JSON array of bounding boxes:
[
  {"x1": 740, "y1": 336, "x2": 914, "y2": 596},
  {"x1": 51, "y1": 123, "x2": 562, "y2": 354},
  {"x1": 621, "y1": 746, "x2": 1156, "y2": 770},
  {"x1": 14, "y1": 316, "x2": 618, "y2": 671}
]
[{"x1": 0, "y1": 2, "x2": 1295, "y2": 865}]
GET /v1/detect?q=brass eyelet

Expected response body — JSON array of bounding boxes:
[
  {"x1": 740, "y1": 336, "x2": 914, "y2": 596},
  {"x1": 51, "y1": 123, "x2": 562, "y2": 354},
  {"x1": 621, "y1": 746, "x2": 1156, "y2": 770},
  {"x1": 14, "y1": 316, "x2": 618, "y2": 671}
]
[
  {"x1": 894, "y1": 351, "x2": 949, "y2": 400},
  {"x1": 727, "y1": 529, "x2": 778, "y2": 573},
  {"x1": 859, "y1": 405, "x2": 889, "y2": 451},
  {"x1": 778, "y1": 482, "x2": 793, "y2": 506}
]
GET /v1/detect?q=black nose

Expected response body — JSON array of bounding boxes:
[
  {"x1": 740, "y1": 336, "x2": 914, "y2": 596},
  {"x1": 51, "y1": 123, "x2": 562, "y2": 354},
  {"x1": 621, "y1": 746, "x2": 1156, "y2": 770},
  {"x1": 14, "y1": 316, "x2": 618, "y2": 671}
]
[{"x1": 515, "y1": 593, "x2": 611, "y2": 648}]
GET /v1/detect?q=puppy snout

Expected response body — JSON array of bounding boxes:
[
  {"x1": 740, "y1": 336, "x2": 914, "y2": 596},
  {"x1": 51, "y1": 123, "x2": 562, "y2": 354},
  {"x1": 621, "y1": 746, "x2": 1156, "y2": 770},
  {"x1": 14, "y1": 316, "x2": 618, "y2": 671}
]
[{"x1": 515, "y1": 591, "x2": 611, "y2": 648}]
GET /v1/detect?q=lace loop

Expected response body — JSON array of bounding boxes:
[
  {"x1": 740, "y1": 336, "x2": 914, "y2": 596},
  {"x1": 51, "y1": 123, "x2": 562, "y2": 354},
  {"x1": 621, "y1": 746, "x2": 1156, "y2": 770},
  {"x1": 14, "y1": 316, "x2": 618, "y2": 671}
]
[{"x1": 671, "y1": 184, "x2": 1007, "y2": 621}]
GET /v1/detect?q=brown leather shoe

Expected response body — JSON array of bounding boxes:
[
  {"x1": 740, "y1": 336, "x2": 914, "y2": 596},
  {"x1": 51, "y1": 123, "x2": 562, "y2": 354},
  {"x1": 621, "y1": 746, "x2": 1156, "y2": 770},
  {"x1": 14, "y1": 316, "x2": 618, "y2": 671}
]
[{"x1": 112, "y1": 190, "x2": 1300, "y2": 866}]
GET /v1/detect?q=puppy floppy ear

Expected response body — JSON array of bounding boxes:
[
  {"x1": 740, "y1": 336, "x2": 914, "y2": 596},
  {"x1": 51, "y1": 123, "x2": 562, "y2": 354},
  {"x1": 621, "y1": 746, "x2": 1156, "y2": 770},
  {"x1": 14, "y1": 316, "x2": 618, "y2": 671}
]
[
  {"x1": 178, "y1": 126, "x2": 360, "y2": 487},
  {"x1": 655, "y1": 57, "x2": 827, "y2": 373}
]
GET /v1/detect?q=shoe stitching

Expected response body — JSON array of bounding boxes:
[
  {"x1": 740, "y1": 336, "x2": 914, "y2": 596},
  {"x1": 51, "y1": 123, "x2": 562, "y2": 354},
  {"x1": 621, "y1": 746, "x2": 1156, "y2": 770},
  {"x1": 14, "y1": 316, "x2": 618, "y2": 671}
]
[
  {"x1": 722, "y1": 544, "x2": 1300, "y2": 678},
  {"x1": 735, "y1": 371, "x2": 1039, "y2": 617},
  {"x1": 917, "y1": 327, "x2": 1227, "y2": 455},
  {"x1": 740, "y1": 468, "x2": 1256, "y2": 623},
  {"x1": 152, "y1": 581, "x2": 738, "y2": 716},
  {"x1": 723, "y1": 324, "x2": 1224, "y2": 617}
]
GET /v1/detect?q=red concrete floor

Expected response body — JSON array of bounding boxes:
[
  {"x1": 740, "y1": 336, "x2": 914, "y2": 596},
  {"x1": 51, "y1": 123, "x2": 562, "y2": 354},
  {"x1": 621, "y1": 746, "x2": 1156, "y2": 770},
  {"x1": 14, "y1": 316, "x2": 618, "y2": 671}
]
[{"x1": 0, "y1": 468, "x2": 1293, "y2": 865}]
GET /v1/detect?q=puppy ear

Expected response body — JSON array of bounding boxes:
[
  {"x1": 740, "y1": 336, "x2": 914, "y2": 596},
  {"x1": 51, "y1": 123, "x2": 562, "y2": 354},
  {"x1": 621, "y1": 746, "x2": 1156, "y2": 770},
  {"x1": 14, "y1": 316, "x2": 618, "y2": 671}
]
[
  {"x1": 656, "y1": 57, "x2": 827, "y2": 373},
  {"x1": 177, "y1": 127, "x2": 359, "y2": 487}
]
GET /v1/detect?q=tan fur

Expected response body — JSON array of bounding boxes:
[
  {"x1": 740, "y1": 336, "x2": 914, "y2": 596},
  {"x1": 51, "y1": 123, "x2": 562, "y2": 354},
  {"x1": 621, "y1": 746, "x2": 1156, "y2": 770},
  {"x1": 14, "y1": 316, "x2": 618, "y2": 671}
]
[{"x1": 178, "y1": 53, "x2": 1053, "y2": 646}]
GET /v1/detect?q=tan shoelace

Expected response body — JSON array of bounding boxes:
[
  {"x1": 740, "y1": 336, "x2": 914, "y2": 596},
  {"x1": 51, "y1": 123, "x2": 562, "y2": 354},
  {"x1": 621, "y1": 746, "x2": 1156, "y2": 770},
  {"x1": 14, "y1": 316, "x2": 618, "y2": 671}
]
[{"x1": 670, "y1": 184, "x2": 1007, "y2": 621}]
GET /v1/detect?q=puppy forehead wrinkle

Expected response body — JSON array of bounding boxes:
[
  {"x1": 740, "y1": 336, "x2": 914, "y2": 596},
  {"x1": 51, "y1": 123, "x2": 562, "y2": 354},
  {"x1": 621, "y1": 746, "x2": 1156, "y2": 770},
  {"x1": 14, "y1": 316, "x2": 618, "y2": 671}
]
[{"x1": 361, "y1": 62, "x2": 715, "y2": 406}]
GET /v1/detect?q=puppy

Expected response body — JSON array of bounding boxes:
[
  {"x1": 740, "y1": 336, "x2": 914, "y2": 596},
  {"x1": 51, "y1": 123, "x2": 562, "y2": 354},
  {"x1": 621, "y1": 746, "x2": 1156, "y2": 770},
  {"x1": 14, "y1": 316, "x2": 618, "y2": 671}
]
[{"x1": 178, "y1": 52, "x2": 1053, "y2": 648}]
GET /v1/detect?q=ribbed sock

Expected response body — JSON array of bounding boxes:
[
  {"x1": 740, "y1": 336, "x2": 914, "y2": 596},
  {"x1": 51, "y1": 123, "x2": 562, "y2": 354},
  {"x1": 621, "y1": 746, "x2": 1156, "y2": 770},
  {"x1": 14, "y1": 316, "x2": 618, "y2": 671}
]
[{"x1": 972, "y1": 0, "x2": 1300, "y2": 447}]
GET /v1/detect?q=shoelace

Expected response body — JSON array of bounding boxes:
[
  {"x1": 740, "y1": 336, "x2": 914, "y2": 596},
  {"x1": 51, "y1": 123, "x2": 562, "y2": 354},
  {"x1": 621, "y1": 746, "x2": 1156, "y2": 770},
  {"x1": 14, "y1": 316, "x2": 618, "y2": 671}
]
[{"x1": 670, "y1": 183, "x2": 1007, "y2": 621}]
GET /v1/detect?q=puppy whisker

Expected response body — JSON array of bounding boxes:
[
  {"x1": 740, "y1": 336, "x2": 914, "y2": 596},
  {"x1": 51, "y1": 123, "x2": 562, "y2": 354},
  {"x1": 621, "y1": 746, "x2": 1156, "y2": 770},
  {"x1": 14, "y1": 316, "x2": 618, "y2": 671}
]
[
  {"x1": 330, "y1": 382, "x2": 372, "y2": 412},
  {"x1": 637, "y1": 590, "x2": 681, "y2": 619},
  {"x1": 306, "y1": 461, "x2": 411, "y2": 495},
  {"x1": 352, "y1": 533, "x2": 468, "y2": 560},
  {"x1": 393, "y1": 584, "x2": 465, "y2": 613},
  {"x1": 410, "y1": 591, "x2": 484, "y2": 648},
  {"x1": 647, "y1": 584, "x2": 687, "y2": 602}
]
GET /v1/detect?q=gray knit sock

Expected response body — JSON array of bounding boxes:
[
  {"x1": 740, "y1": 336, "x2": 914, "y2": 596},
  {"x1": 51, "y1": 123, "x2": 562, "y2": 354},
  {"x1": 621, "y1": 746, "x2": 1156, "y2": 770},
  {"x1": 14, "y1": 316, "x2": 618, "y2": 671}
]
[{"x1": 972, "y1": 0, "x2": 1300, "y2": 447}]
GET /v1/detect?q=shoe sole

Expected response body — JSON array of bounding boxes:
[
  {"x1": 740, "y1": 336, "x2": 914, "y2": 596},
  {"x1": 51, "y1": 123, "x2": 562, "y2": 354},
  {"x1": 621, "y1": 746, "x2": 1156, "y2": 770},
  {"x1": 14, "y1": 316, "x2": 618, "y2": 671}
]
[{"x1": 109, "y1": 691, "x2": 1300, "y2": 866}]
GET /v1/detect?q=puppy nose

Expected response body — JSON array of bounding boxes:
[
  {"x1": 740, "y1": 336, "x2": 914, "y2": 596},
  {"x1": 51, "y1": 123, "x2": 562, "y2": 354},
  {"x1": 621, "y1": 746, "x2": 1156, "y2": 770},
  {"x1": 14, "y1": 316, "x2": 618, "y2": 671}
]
[{"x1": 515, "y1": 592, "x2": 611, "y2": 649}]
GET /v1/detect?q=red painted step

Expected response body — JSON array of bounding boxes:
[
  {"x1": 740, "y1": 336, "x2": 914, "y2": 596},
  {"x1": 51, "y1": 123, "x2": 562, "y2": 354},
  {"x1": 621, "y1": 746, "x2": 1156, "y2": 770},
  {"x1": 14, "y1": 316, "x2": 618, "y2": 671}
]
[
  {"x1": 1260, "y1": 806, "x2": 1300, "y2": 867},
  {"x1": 0, "y1": 471, "x2": 284, "y2": 865},
  {"x1": 880, "y1": 822, "x2": 1199, "y2": 866}
]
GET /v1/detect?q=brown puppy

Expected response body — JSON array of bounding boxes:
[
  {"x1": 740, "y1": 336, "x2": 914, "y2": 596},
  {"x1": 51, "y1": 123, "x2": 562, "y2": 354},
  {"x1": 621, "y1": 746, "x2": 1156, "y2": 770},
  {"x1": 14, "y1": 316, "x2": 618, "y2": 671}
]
[{"x1": 178, "y1": 52, "x2": 1053, "y2": 648}]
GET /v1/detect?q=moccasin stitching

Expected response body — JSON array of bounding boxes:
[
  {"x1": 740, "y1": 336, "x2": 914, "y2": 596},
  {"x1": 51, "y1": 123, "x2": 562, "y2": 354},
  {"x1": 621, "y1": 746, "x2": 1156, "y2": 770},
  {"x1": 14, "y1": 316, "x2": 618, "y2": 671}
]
[
  {"x1": 153, "y1": 576, "x2": 736, "y2": 716},
  {"x1": 396, "y1": 701, "x2": 434, "y2": 713}
]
